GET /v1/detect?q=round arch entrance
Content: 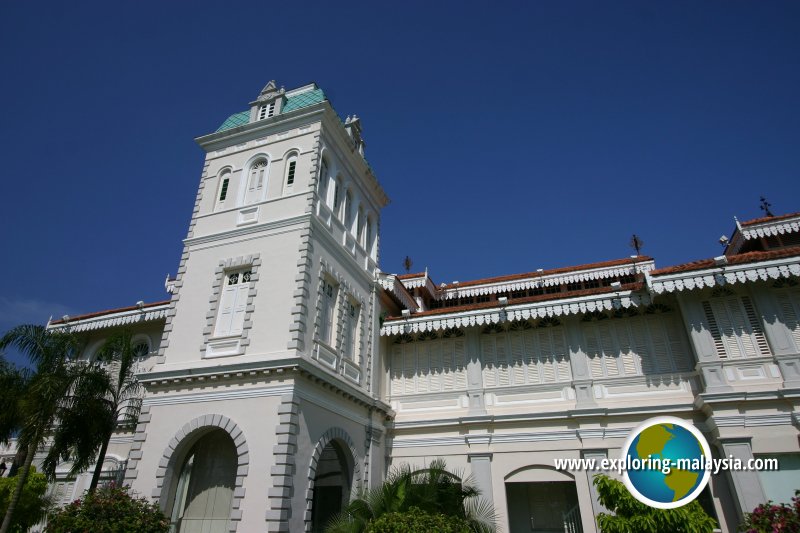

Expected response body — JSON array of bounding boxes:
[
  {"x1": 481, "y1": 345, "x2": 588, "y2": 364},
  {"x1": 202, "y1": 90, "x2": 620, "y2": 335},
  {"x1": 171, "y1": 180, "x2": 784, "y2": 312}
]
[
  {"x1": 168, "y1": 428, "x2": 237, "y2": 533},
  {"x1": 310, "y1": 439, "x2": 355, "y2": 533}
]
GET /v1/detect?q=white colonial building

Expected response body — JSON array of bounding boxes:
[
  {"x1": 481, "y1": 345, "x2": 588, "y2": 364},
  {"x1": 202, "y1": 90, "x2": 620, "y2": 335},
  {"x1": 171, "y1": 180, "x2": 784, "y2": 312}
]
[{"x1": 35, "y1": 81, "x2": 800, "y2": 533}]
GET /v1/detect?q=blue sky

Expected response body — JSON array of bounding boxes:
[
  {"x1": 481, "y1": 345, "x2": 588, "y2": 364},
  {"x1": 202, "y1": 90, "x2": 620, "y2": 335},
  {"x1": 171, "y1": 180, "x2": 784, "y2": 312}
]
[{"x1": 1, "y1": 1, "x2": 798, "y2": 364}]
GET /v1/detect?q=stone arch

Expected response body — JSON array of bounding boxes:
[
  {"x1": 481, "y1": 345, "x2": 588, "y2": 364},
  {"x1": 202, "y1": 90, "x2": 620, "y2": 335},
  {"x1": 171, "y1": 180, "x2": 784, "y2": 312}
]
[
  {"x1": 304, "y1": 427, "x2": 362, "y2": 532},
  {"x1": 154, "y1": 414, "x2": 248, "y2": 532}
]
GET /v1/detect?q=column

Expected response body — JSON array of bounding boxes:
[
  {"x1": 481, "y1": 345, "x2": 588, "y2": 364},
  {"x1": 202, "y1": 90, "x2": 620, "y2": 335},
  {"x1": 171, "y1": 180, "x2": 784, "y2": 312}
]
[
  {"x1": 566, "y1": 318, "x2": 596, "y2": 407},
  {"x1": 465, "y1": 329, "x2": 487, "y2": 415},
  {"x1": 468, "y1": 453, "x2": 495, "y2": 506}
]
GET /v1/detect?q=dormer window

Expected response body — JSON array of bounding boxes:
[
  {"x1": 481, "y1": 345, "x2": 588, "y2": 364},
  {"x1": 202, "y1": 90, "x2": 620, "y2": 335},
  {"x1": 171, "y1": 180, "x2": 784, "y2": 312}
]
[{"x1": 258, "y1": 102, "x2": 275, "y2": 120}]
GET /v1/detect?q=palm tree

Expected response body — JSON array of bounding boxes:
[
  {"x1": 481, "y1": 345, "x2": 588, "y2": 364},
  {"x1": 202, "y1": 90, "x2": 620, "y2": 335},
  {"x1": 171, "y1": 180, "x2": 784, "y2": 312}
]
[
  {"x1": 42, "y1": 330, "x2": 144, "y2": 494},
  {"x1": 326, "y1": 459, "x2": 497, "y2": 533},
  {"x1": 0, "y1": 324, "x2": 85, "y2": 533}
]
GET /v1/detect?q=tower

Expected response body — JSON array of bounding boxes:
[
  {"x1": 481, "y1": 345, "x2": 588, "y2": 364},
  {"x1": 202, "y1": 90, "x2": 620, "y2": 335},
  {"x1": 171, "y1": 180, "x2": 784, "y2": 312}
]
[{"x1": 126, "y1": 81, "x2": 391, "y2": 532}]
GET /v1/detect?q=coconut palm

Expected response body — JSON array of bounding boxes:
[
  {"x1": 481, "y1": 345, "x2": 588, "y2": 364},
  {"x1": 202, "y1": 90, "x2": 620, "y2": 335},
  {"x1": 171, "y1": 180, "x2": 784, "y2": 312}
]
[
  {"x1": 325, "y1": 458, "x2": 497, "y2": 533},
  {"x1": 42, "y1": 330, "x2": 144, "y2": 494},
  {"x1": 0, "y1": 324, "x2": 85, "y2": 533}
]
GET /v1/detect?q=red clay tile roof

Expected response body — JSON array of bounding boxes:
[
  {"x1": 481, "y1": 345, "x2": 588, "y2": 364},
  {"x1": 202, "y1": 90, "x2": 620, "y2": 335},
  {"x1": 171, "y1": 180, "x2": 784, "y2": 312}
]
[
  {"x1": 49, "y1": 300, "x2": 171, "y2": 325},
  {"x1": 441, "y1": 256, "x2": 653, "y2": 290},
  {"x1": 384, "y1": 282, "x2": 643, "y2": 321},
  {"x1": 650, "y1": 247, "x2": 800, "y2": 276},
  {"x1": 740, "y1": 212, "x2": 800, "y2": 227},
  {"x1": 397, "y1": 272, "x2": 426, "y2": 280}
]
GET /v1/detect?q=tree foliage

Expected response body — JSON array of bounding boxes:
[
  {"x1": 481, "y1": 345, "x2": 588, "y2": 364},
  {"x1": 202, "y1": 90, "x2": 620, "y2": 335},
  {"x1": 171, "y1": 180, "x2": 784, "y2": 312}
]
[
  {"x1": 326, "y1": 459, "x2": 496, "y2": 533},
  {"x1": 740, "y1": 491, "x2": 800, "y2": 533},
  {"x1": 365, "y1": 506, "x2": 471, "y2": 533},
  {"x1": 593, "y1": 474, "x2": 717, "y2": 533},
  {"x1": 0, "y1": 468, "x2": 51, "y2": 533},
  {"x1": 45, "y1": 484, "x2": 169, "y2": 533}
]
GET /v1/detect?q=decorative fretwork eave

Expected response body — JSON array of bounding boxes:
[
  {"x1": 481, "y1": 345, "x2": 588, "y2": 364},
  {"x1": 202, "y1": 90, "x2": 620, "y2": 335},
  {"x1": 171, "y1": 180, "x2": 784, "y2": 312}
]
[
  {"x1": 380, "y1": 289, "x2": 650, "y2": 336},
  {"x1": 378, "y1": 275, "x2": 419, "y2": 311},
  {"x1": 646, "y1": 255, "x2": 800, "y2": 295},
  {"x1": 47, "y1": 303, "x2": 169, "y2": 333}
]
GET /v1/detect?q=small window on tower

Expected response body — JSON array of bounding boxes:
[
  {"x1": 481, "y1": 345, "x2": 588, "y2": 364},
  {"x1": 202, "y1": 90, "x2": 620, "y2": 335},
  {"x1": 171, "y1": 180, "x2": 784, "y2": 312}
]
[
  {"x1": 258, "y1": 102, "x2": 275, "y2": 120},
  {"x1": 216, "y1": 170, "x2": 231, "y2": 209},
  {"x1": 285, "y1": 155, "x2": 297, "y2": 189}
]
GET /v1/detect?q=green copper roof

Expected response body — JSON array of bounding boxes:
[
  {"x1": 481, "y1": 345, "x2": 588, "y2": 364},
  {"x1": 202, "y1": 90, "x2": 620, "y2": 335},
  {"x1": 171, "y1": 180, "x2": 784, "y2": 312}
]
[
  {"x1": 215, "y1": 88, "x2": 327, "y2": 133},
  {"x1": 282, "y1": 88, "x2": 326, "y2": 113},
  {"x1": 215, "y1": 110, "x2": 250, "y2": 132}
]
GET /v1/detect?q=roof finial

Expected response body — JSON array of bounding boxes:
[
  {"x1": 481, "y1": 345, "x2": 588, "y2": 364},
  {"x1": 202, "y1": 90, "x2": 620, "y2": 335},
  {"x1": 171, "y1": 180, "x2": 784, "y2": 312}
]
[
  {"x1": 403, "y1": 256, "x2": 413, "y2": 274},
  {"x1": 759, "y1": 196, "x2": 774, "y2": 217},
  {"x1": 629, "y1": 234, "x2": 644, "y2": 256}
]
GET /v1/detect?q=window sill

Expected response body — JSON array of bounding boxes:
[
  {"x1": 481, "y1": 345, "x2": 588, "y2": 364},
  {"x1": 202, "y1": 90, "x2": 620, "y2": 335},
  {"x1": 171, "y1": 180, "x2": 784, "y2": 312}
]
[{"x1": 205, "y1": 336, "x2": 243, "y2": 358}]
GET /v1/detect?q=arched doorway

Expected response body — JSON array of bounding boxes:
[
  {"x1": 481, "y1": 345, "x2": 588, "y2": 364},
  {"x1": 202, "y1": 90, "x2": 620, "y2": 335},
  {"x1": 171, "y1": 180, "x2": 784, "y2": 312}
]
[
  {"x1": 505, "y1": 466, "x2": 583, "y2": 533},
  {"x1": 169, "y1": 429, "x2": 237, "y2": 533},
  {"x1": 311, "y1": 439, "x2": 354, "y2": 533}
]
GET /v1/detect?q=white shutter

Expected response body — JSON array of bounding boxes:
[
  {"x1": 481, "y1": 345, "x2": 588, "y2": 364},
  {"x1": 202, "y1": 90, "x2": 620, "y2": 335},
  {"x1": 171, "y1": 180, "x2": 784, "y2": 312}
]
[
  {"x1": 417, "y1": 343, "x2": 430, "y2": 393},
  {"x1": 648, "y1": 317, "x2": 673, "y2": 373},
  {"x1": 229, "y1": 284, "x2": 248, "y2": 335},
  {"x1": 453, "y1": 339, "x2": 467, "y2": 390},
  {"x1": 482, "y1": 337, "x2": 497, "y2": 388},
  {"x1": 631, "y1": 317, "x2": 655, "y2": 374},
  {"x1": 776, "y1": 291, "x2": 800, "y2": 350},
  {"x1": 509, "y1": 332, "x2": 526, "y2": 385},
  {"x1": 584, "y1": 324, "x2": 604, "y2": 379},
  {"x1": 215, "y1": 284, "x2": 238, "y2": 336},
  {"x1": 403, "y1": 345, "x2": 416, "y2": 394},
  {"x1": 429, "y1": 341, "x2": 443, "y2": 392},
  {"x1": 442, "y1": 340, "x2": 455, "y2": 391},
  {"x1": 599, "y1": 323, "x2": 619, "y2": 377},
  {"x1": 390, "y1": 346, "x2": 403, "y2": 396},
  {"x1": 552, "y1": 328, "x2": 571, "y2": 382}
]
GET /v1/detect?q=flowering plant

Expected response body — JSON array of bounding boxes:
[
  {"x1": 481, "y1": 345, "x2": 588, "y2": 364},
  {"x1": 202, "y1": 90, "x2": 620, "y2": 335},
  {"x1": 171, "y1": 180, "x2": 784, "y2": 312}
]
[{"x1": 741, "y1": 492, "x2": 800, "y2": 533}]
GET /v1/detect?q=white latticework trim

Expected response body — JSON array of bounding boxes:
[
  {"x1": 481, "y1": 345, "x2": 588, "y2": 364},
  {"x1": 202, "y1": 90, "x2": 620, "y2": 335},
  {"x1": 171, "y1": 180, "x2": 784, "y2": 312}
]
[
  {"x1": 437, "y1": 260, "x2": 655, "y2": 300},
  {"x1": 648, "y1": 258, "x2": 800, "y2": 295},
  {"x1": 49, "y1": 305, "x2": 169, "y2": 332},
  {"x1": 380, "y1": 291, "x2": 650, "y2": 335},
  {"x1": 379, "y1": 275, "x2": 418, "y2": 311},
  {"x1": 740, "y1": 218, "x2": 800, "y2": 240}
]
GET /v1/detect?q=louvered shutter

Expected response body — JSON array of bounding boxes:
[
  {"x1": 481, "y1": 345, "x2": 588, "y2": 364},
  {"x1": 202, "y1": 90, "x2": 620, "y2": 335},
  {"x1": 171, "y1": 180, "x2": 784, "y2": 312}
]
[
  {"x1": 598, "y1": 323, "x2": 620, "y2": 377},
  {"x1": 403, "y1": 345, "x2": 415, "y2": 394},
  {"x1": 417, "y1": 344, "x2": 430, "y2": 393},
  {"x1": 390, "y1": 346, "x2": 403, "y2": 396},
  {"x1": 552, "y1": 328, "x2": 571, "y2": 382},
  {"x1": 442, "y1": 340, "x2": 455, "y2": 391},
  {"x1": 482, "y1": 337, "x2": 497, "y2": 387},
  {"x1": 453, "y1": 339, "x2": 467, "y2": 390},
  {"x1": 496, "y1": 336, "x2": 510, "y2": 387},
  {"x1": 230, "y1": 284, "x2": 248, "y2": 335},
  {"x1": 430, "y1": 341, "x2": 443, "y2": 392},
  {"x1": 584, "y1": 325, "x2": 604, "y2": 378},
  {"x1": 510, "y1": 332, "x2": 527, "y2": 385},
  {"x1": 215, "y1": 284, "x2": 238, "y2": 336},
  {"x1": 776, "y1": 291, "x2": 800, "y2": 350},
  {"x1": 615, "y1": 322, "x2": 639, "y2": 376}
]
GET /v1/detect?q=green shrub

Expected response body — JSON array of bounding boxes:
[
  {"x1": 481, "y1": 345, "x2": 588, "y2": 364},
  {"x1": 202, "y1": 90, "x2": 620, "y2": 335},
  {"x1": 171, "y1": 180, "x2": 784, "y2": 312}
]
[
  {"x1": 740, "y1": 491, "x2": 800, "y2": 532},
  {"x1": 0, "y1": 467, "x2": 50, "y2": 533},
  {"x1": 45, "y1": 484, "x2": 169, "y2": 533},
  {"x1": 365, "y1": 507, "x2": 471, "y2": 533},
  {"x1": 593, "y1": 474, "x2": 717, "y2": 533}
]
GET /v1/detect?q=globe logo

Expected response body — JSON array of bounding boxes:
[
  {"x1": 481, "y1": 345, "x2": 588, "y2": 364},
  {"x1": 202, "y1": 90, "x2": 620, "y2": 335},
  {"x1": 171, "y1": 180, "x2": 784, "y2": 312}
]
[{"x1": 622, "y1": 416, "x2": 711, "y2": 509}]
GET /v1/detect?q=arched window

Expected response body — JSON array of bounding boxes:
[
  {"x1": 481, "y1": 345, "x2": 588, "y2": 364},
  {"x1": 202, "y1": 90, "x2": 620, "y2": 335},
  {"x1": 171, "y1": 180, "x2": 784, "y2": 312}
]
[
  {"x1": 216, "y1": 170, "x2": 231, "y2": 210},
  {"x1": 365, "y1": 217, "x2": 374, "y2": 258},
  {"x1": 169, "y1": 430, "x2": 237, "y2": 532},
  {"x1": 284, "y1": 153, "x2": 298, "y2": 192},
  {"x1": 318, "y1": 160, "x2": 329, "y2": 205},
  {"x1": 333, "y1": 179, "x2": 342, "y2": 218},
  {"x1": 244, "y1": 159, "x2": 268, "y2": 205},
  {"x1": 356, "y1": 206, "x2": 365, "y2": 244},
  {"x1": 344, "y1": 190, "x2": 353, "y2": 232}
]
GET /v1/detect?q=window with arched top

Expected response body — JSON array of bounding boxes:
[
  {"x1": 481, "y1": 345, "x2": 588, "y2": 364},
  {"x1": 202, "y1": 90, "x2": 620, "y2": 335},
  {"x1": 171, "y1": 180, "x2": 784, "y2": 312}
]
[
  {"x1": 284, "y1": 153, "x2": 298, "y2": 193},
  {"x1": 333, "y1": 179, "x2": 342, "y2": 218},
  {"x1": 216, "y1": 169, "x2": 231, "y2": 210},
  {"x1": 344, "y1": 190, "x2": 353, "y2": 231},
  {"x1": 319, "y1": 160, "x2": 329, "y2": 204},
  {"x1": 356, "y1": 206, "x2": 364, "y2": 244},
  {"x1": 365, "y1": 217, "x2": 374, "y2": 258},
  {"x1": 243, "y1": 159, "x2": 268, "y2": 205}
]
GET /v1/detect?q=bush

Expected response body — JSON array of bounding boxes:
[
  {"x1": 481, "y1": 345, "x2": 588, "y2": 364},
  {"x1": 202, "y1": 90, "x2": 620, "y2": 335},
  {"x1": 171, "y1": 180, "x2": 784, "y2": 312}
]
[
  {"x1": 0, "y1": 467, "x2": 51, "y2": 533},
  {"x1": 740, "y1": 491, "x2": 800, "y2": 532},
  {"x1": 593, "y1": 474, "x2": 717, "y2": 533},
  {"x1": 365, "y1": 507, "x2": 471, "y2": 533},
  {"x1": 45, "y1": 484, "x2": 169, "y2": 533}
]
